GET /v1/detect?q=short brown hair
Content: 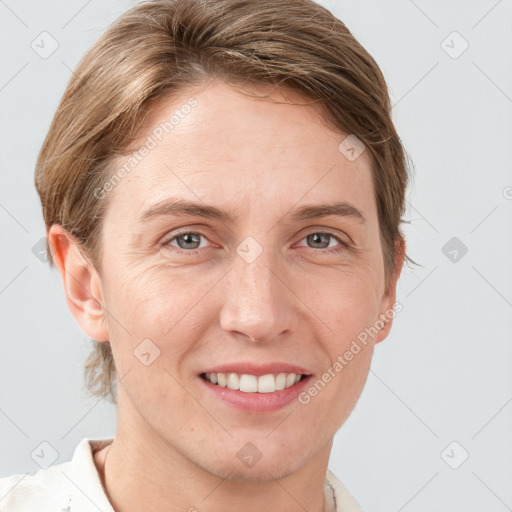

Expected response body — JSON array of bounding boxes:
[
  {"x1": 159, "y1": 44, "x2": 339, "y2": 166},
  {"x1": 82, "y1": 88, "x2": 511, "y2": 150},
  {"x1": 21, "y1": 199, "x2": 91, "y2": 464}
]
[{"x1": 35, "y1": 0, "x2": 414, "y2": 404}]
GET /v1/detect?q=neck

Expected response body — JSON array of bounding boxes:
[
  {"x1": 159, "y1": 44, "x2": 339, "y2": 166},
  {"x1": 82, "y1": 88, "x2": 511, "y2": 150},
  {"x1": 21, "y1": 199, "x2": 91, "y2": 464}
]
[{"x1": 100, "y1": 399, "x2": 334, "y2": 512}]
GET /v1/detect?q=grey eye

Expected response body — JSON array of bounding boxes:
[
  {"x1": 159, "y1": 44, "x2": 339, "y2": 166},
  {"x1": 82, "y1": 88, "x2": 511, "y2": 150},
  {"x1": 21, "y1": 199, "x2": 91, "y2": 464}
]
[
  {"x1": 171, "y1": 232, "x2": 203, "y2": 250},
  {"x1": 306, "y1": 233, "x2": 331, "y2": 249}
]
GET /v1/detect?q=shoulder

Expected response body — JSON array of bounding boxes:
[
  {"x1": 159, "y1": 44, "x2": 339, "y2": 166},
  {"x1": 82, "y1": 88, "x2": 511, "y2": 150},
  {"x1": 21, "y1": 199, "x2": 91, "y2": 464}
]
[
  {"x1": 0, "y1": 437, "x2": 113, "y2": 512},
  {"x1": 326, "y1": 468, "x2": 366, "y2": 512},
  {"x1": 0, "y1": 461, "x2": 73, "y2": 511}
]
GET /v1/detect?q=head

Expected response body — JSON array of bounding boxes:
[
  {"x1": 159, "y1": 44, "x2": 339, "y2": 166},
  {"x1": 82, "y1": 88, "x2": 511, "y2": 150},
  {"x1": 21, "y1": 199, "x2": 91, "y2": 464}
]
[{"x1": 37, "y1": 0, "x2": 412, "y2": 481}]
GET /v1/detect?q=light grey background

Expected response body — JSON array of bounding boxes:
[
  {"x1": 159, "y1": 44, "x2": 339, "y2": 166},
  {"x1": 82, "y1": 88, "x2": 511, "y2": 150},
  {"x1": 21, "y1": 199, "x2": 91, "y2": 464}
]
[{"x1": 1, "y1": 1, "x2": 511, "y2": 511}]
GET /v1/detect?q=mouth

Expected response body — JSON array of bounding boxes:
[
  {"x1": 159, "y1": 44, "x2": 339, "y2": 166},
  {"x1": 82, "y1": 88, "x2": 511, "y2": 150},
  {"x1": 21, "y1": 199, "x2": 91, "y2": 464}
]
[
  {"x1": 198, "y1": 363, "x2": 313, "y2": 413},
  {"x1": 200, "y1": 371, "x2": 309, "y2": 393}
]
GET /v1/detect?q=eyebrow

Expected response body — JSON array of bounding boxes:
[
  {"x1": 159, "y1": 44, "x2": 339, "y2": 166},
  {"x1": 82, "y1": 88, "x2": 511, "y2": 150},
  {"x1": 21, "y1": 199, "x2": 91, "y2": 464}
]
[{"x1": 138, "y1": 198, "x2": 367, "y2": 225}]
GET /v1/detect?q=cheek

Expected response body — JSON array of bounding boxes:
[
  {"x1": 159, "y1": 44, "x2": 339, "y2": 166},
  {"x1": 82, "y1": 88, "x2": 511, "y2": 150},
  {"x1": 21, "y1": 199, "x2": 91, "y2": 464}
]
[
  {"x1": 103, "y1": 259, "x2": 189, "y2": 328},
  {"x1": 317, "y1": 269, "x2": 383, "y2": 347},
  {"x1": 101, "y1": 261, "x2": 214, "y2": 371},
  {"x1": 313, "y1": 271, "x2": 381, "y2": 409}
]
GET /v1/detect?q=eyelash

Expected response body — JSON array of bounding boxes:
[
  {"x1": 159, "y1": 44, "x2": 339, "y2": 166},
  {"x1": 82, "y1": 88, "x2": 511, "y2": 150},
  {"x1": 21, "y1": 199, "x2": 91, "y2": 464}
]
[{"x1": 161, "y1": 230, "x2": 351, "y2": 256}]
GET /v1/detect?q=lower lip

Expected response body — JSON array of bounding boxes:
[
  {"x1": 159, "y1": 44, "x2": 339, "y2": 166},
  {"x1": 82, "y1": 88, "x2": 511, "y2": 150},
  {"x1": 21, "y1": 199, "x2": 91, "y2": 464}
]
[{"x1": 199, "y1": 375, "x2": 312, "y2": 413}]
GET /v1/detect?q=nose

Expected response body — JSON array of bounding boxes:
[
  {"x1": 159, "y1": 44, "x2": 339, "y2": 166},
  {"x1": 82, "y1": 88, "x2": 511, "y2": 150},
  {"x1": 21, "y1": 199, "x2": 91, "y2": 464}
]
[{"x1": 219, "y1": 247, "x2": 296, "y2": 344}]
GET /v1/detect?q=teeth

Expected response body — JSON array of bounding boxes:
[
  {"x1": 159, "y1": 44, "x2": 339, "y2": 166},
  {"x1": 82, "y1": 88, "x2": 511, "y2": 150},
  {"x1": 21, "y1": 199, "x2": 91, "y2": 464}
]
[
  {"x1": 257, "y1": 374, "x2": 275, "y2": 393},
  {"x1": 275, "y1": 373, "x2": 286, "y2": 390},
  {"x1": 217, "y1": 373, "x2": 227, "y2": 387},
  {"x1": 204, "y1": 372, "x2": 304, "y2": 393},
  {"x1": 286, "y1": 373, "x2": 296, "y2": 387},
  {"x1": 240, "y1": 374, "x2": 258, "y2": 392},
  {"x1": 227, "y1": 372, "x2": 239, "y2": 390}
]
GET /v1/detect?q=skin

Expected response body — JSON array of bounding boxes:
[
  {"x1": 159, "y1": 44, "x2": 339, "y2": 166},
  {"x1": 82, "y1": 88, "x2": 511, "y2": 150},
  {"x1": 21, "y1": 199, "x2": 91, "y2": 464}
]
[{"x1": 49, "y1": 79, "x2": 405, "y2": 512}]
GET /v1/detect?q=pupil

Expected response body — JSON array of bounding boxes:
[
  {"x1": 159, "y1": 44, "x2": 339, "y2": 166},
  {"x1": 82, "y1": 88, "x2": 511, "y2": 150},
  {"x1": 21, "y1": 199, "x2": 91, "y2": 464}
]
[
  {"x1": 181, "y1": 233, "x2": 199, "y2": 249},
  {"x1": 310, "y1": 233, "x2": 327, "y2": 248}
]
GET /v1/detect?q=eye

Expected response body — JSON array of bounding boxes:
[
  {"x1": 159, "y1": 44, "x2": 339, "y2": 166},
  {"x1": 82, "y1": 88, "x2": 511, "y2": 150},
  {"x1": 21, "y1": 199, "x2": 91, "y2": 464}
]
[
  {"x1": 161, "y1": 230, "x2": 351, "y2": 256},
  {"x1": 297, "y1": 232, "x2": 349, "y2": 253},
  {"x1": 163, "y1": 231, "x2": 210, "y2": 253}
]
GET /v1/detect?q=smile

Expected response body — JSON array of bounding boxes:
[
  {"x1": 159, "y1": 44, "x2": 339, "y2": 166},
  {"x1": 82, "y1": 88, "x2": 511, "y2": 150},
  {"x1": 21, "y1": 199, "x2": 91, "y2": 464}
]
[
  {"x1": 199, "y1": 362, "x2": 313, "y2": 412},
  {"x1": 201, "y1": 372, "x2": 306, "y2": 393}
]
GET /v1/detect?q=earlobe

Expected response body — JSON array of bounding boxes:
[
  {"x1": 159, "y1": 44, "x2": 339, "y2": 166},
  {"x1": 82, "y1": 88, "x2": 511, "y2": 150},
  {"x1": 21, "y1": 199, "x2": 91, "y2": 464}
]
[{"x1": 47, "y1": 224, "x2": 110, "y2": 342}]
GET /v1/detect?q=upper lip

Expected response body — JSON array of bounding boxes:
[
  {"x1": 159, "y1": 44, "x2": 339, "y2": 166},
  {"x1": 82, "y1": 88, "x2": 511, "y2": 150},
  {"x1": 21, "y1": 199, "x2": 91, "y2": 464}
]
[{"x1": 201, "y1": 362, "x2": 311, "y2": 377}]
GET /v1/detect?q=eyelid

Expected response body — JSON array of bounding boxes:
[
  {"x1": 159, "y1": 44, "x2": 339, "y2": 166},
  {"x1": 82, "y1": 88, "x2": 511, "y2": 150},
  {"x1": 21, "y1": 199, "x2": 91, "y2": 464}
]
[
  {"x1": 162, "y1": 230, "x2": 212, "y2": 251},
  {"x1": 161, "y1": 228, "x2": 353, "y2": 255},
  {"x1": 293, "y1": 223, "x2": 355, "y2": 247},
  {"x1": 294, "y1": 230, "x2": 351, "y2": 252}
]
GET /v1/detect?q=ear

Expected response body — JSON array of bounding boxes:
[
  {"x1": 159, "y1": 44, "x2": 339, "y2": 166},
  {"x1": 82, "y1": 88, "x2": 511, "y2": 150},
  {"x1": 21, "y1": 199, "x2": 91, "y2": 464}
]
[
  {"x1": 47, "y1": 224, "x2": 110, "y2": 342},
  {"x1": 373, "y1": 238, "x2": 405, "y2": 345}
]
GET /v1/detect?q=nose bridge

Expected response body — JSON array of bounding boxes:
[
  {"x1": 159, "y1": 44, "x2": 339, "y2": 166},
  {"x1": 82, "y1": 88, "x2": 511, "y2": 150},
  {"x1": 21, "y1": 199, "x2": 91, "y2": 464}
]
[
  {"x1": 220, "y1": 238, "x2": 291, "y2": 341},
  {"x1": 237, "y1": 247, "x2": 275, "y2": 298}
]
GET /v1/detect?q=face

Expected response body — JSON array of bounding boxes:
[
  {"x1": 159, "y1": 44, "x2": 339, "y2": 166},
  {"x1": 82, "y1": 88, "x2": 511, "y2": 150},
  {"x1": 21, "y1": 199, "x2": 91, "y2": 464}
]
[{"x1": 70, "y1": 79, "x2": 402, "y2": 481}]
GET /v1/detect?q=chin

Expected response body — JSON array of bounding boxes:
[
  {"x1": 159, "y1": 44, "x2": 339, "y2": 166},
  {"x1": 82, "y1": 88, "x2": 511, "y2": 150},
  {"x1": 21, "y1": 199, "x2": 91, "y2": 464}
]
[
  {"x1": 198, "y1": 440, "x2": 315, "y2": 483},
  {"x1": 206, "y1": 458, "x2": 302, "y2": 483}
]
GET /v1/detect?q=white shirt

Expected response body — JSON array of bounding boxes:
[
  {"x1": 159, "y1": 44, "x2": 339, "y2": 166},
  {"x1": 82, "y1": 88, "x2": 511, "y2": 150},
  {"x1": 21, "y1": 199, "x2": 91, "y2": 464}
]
[{"x1": 0, "y1": 438, "x2": 365, "y2": 511}]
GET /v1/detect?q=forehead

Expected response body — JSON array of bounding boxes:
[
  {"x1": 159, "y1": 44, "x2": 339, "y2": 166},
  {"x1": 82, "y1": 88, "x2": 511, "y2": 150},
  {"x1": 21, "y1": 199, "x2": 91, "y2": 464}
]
[{"x1": 105, "y1": 79, "x2": 377, "y2": 226}]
